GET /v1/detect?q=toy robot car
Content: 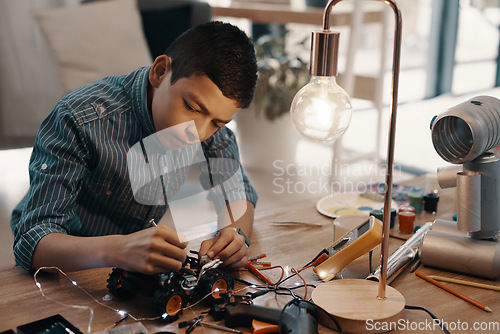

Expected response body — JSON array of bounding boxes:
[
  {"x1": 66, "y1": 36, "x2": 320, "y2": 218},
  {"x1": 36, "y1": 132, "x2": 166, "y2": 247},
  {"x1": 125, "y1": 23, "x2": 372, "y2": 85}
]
[{"x1": 106, "y1": 254, "x2": 233, "y2": 323}]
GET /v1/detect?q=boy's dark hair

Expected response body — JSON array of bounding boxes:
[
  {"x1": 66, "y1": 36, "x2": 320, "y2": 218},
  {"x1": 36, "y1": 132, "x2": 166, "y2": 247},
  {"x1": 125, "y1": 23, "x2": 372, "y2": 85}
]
[{"x1": 165, "y1": 21, "x2": 257, "y2": 109}]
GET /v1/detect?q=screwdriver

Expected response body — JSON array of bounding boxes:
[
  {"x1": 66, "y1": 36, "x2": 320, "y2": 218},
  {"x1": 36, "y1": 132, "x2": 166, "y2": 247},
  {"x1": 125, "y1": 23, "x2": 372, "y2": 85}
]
[{"x1": 199, "y1": 321, "x2": 244, "y2": 333}]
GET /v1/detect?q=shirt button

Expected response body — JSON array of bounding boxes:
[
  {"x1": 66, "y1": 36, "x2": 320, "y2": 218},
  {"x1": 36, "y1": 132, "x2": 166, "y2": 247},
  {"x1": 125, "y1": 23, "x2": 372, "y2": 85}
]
[
  {"x1": 105, "y1": 189, "x2": 112, "y2": 196},
  {"x1": 41, "y1": 163, "x2": 48, "y2": 170},
  {"x1": 99, "y1": 106, "x2": 106, "y2": 113}
]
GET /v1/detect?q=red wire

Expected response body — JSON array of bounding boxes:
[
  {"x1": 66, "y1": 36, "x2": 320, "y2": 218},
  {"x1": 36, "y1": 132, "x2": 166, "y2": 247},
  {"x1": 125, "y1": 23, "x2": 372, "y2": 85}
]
[
  {"x1": 247, "y1": 253, "x2": 326, "y2": 293},
  {"x1": 258, "y1": 265, "x2": 285, "y2": 285},
  {"x1": 300, "y1": 253, "x2": 329, "y2": 272},
  {"x1": 291, "y1": 267, "x2": 307, "y2": 299},
  {"x1": 246, "y1": 262, "x2": 285, "y2": 286}
]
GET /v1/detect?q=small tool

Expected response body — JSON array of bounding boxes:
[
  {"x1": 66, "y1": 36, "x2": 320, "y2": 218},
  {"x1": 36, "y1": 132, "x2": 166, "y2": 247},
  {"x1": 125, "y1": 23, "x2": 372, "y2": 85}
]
[
  {"x1": 247, "y1": 254, "x2": 271, "y2": 267},
  {"x1": 248, "y1": 254, "x2": 266, "y2": 261},
  {"x1": 179, "y1": 315, "x2": 244, "y2": 334},
  {"x1": 245, "y1": 254, "x2": 283, "y2": 286},
  {"x1": 246, "y1": 261, "x2": 276, "y2": 285},
  {"x1": 178, "y1": 315, "x2": 203, "y2": 334},
  {"x1": 252, "y1": 320, "x2": 279, "y2": 334},
  {"x1": 272, "y1": 221, "x2": 322, "y2": 227},
  {"x1": 197, "y1": 258, "x2": 223, "y2": 284},
  {"x1": 200, "y1": 321, "x2": 244, "y2": 333},
  {"x1": 251, "y1": 261, "x2": 271, "y2": 267},
  {"x1": 111, "y1": 315, "x2": 128, "y2": 328},
  {"x1": 225, "y1": 301, "x2": 319, "y2": 334}
]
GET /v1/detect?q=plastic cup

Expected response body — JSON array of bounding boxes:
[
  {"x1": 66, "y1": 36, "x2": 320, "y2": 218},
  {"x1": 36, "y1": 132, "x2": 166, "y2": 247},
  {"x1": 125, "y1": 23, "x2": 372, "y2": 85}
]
[
  {"x1": 424, "y1": 193, "x2": 440, "y2": 213},
  {"x1": 399, "y1": 211, "x2": 416, "y2": 234},
  {"x1": 399, "y1": 205, "x2": 415, "y2": 214},
  {"x1": 370, "y1": 208, "x2": 396, "y2": 228},
  {"x1": 390, "y1": 208, "x2": 397, "y2": 228},
  {"x1": 408, "y1": 191, "x2": 424, "y2": 213},
  {"x1": 370, "y1": 209, "x2": 383, "y2": 222}
]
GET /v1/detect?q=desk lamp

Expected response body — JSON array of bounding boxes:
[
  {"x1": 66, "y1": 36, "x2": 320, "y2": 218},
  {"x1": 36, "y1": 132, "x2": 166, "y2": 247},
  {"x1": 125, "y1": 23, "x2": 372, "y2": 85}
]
[{"x1": 290, "y1": 0, "x2": 405, "y2": 331}]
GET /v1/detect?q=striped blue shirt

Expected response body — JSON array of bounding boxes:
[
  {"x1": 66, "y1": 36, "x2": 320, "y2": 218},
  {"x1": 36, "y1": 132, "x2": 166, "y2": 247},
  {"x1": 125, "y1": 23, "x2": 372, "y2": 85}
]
[{"x1": 10, "y1": 66, "x2": 257, "y2": 271}]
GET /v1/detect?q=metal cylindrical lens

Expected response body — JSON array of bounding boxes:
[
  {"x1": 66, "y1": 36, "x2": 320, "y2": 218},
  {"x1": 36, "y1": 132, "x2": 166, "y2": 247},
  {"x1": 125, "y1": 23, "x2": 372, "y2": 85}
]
[{"x1": 431, "y1": 96, "x2": 500, "y2": 164}]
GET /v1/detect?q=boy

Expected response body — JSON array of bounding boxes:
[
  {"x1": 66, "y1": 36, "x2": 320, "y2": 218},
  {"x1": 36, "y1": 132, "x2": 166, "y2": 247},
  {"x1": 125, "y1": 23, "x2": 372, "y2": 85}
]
[{"x1": 11, "y1": 21, "x2": 258, "y2": 274}]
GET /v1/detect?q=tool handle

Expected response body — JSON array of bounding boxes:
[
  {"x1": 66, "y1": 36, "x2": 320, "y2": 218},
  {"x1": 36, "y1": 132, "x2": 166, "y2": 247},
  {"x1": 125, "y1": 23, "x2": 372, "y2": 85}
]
[
  {"x1": 225, "y1": 303, "x2": 281, "y2": 328},
  {"x1": 225, "y1": 302, "x2": 318, "y2": 334},
  {"x1": 252, "y1": 320, "x2": 279, "y2": 334}
]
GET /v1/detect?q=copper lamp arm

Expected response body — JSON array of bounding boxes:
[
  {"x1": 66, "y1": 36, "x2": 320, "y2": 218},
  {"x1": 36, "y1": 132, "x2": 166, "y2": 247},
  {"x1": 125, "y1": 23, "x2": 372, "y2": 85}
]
[{"x1": 320, "y1": 0, "x2": 402, "y2": 300}]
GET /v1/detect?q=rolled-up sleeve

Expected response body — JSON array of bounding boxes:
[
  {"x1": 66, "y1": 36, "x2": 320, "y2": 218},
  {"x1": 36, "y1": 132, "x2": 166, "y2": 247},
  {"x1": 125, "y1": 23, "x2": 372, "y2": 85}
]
[{"x1": 11, "y1": 102, "x2": 90, "y2": 271}]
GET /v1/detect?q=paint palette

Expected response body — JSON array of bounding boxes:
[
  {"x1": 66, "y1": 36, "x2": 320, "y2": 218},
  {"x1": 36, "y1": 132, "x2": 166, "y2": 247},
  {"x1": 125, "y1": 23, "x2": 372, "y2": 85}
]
[{"x1": 316, "y1": 192, "x2": 398, "y2": 218}]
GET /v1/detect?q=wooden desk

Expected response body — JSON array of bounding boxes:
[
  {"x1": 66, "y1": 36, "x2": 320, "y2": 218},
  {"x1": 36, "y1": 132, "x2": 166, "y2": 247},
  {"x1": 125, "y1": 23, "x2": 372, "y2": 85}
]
[
  {"x1": 1, "y1": 176, "x2": 499, "y2": 333},
  {"x1": 206, "y1": 0, "x2": 383, "y2": 26}
]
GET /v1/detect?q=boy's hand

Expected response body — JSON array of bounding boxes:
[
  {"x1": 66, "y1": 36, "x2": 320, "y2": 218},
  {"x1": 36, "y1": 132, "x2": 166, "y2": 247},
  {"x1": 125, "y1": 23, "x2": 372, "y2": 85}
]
[
  {"x1": 198, "y1": 227, "x2": 249, "y2": 268},
  {"x1": 115, "y1": 225, "x2": 188, "y2": 275}
]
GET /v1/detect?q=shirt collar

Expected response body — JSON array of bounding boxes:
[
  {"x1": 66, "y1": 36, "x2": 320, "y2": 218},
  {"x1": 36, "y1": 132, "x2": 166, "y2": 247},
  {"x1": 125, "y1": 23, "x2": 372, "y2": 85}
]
[{"x1": 125, "y1": 66, "x2": 156, "y2": 136}]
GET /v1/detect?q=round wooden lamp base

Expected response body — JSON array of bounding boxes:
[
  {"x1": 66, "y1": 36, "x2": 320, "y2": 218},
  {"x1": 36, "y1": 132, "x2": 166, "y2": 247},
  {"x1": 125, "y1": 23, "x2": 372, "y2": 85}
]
[{"x1": 311, "y1": 279, "x2": 405, "y2": 334}]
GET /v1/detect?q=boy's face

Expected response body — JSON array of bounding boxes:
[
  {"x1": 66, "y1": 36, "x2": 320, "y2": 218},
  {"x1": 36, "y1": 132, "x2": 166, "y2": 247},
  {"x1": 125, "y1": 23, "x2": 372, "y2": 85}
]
[{"x1": 148, "y1": 56, "x2": 239, "y2": 146}]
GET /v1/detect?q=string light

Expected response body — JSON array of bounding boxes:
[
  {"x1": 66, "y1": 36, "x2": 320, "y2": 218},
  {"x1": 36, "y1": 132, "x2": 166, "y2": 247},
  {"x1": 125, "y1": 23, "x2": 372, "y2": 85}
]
[
  {"x1": 284, "y1": 265, "x2": 290, "y2": 277},
  {"x1": 177, "y1": 285, "x2": 249, "y2": 313},
  {"x1": 34, "y1": 267, "x2": 94, "y2": 334},
  {"x1": 33, "y1": 265, "x2": 319, "y2": 333},
  {"x1": 33, "y1": 266, "x2": 161, "y2": 333},
  {"x1": 33, "y1": 266, "x2": 254, "y2": 332}
]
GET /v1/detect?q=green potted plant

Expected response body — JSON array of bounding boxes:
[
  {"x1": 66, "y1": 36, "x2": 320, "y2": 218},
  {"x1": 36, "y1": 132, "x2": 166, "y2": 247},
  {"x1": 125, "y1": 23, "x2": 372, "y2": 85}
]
[{"x1": 252, "y1": 25, "x2": 310, "y2": 121}]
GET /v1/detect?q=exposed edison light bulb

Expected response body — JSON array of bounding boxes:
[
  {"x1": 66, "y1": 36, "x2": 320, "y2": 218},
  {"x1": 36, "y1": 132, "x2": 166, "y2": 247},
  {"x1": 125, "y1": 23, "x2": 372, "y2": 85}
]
[
  {"x1": 290, "y1": 29, "x2": 352, "y2": 143},
  {"x1": 290, "y1": 75, "x2": 352, "y2": 143}
]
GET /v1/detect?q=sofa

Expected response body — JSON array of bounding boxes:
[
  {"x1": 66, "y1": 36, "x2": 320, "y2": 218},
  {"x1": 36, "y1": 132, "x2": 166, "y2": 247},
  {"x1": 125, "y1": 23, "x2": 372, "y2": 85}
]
[{"x1": 0, "y1": 0, "x2": 211, "y2": 149}]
